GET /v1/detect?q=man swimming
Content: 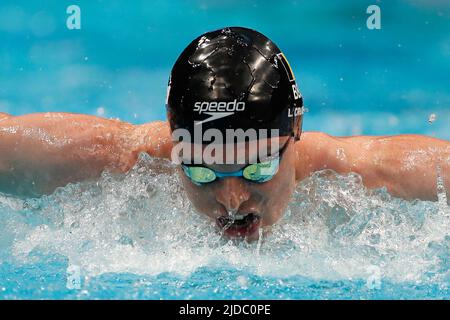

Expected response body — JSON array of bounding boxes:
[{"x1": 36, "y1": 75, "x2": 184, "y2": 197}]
[{"x1": 0, "y1": 27, "x2": 449, "y2": 241}]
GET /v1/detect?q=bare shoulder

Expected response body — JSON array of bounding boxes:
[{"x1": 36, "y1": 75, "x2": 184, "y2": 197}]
[
  {"x1": 292, "y1": 132, "x2": 397, "y2": 183},
  {"x1": 130, "y1": 121, "x2": 173, "y2": 160},
  {"x1": 293, "y1": 131, "x2": 339, "y2": 182}
]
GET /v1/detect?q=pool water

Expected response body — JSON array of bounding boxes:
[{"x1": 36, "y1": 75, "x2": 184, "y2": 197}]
[
  {"x1": 0, "y1": 154, "x2": 449, "y2": 299},
  {"x1": 0, "y1": 0, "x2": 449, "y2": 299}
]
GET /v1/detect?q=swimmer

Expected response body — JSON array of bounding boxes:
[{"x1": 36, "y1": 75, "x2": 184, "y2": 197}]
[{"x1": 0, "y1": 27, "x2": 449, "y2": 241}]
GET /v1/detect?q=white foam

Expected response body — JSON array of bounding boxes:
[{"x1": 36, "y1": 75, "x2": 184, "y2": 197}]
[{"x1": 0, "y1": 153, "x2": 448, "y2": 285}]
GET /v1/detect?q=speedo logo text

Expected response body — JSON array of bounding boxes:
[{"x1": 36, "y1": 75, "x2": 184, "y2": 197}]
[{"x1": 194, "y1": 100, "x2": 245, "y2": 125}]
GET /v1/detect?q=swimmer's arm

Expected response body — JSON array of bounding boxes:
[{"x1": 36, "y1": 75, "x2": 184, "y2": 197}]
[
  {"x1": 0, "y1": 113, "x2": 172, "y2": 196},
  {"x1": 295, "y1": 132, "x2": 450, "y2": 202}
]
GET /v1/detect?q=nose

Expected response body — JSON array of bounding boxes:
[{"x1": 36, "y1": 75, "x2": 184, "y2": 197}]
[{"x1": 214, "y1": 177, "x2": 250, "y2": 213}]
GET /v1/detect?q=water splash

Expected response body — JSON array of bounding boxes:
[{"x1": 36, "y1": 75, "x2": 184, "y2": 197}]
[{"x1": 0, "y1": 153, "x2": 448, "y2": 289}]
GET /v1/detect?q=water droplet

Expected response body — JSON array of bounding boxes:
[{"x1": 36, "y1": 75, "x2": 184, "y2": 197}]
[{"x1": 428, "y1": 113, "x2": 437, "y2": 123}]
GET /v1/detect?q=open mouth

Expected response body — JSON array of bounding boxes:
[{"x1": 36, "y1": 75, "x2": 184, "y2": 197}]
[{"x1": 216, "y1": 213, "x2": 261, "y2": 238}]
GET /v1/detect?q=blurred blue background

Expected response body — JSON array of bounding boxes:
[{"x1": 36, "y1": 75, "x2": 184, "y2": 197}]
[{"x1": 0, "y1": 0, "x2": 449, "y2": 138}]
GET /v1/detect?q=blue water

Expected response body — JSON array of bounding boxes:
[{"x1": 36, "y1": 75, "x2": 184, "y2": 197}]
[{"x1": 0, "y1": 0, "x2": 449, "y2": 299}]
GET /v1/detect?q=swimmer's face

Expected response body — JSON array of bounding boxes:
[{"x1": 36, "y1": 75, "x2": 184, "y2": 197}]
[{"x1": 177, "y1": 137, "x2": 297, "y2": 241}]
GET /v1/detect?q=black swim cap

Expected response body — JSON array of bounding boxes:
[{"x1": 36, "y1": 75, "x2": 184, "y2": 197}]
[{"x1": 166, "y1": 27, "x2": 303, "y2": 142}]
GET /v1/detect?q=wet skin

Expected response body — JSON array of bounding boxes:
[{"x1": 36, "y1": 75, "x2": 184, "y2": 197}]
[{"x1": 0, "y1": 113, "x2": 449, "y2": 241}]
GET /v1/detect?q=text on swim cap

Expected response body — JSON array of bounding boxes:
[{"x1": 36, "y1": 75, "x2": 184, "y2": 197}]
[
  {"x1": 288, "y1": 107, "x2": 304, "y2": 118},
  {"x1": 292, "y1": 84, "x2": 301, "y2": 100},
  {"x1": 194, "y1": 100, "x2": 245, "y2": 114}
]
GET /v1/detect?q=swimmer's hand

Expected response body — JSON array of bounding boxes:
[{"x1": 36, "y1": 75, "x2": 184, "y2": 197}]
[
  {"x1": 0, "y1": 113, "x2": 171, "y2": 197},
  {"x1": 295, "y1": 133, "x2": 450, "y2": 202}
]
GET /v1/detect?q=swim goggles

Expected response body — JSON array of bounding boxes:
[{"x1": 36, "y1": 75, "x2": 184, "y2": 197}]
[{"x1": 181, "y1": 139, "x2": 290, "y2": 185}]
